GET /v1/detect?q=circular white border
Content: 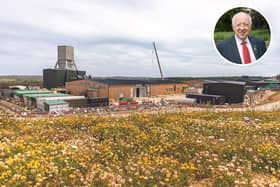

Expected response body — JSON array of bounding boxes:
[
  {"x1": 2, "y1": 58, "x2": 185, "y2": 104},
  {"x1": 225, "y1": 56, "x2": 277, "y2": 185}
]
[{"x1": 212, "y1": 6, "x2": 272, "y2": 67}]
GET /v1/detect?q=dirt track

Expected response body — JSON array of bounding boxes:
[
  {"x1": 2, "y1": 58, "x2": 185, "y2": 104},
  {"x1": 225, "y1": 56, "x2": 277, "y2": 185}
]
[{"x1": 1, "y1": 97, "x2": 280, "y2": 120}]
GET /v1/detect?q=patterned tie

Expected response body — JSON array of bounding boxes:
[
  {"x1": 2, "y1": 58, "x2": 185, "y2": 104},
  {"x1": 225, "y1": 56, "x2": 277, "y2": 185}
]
[{"x1": 241, "y1": 41, "x2": 251, "y2": 64}]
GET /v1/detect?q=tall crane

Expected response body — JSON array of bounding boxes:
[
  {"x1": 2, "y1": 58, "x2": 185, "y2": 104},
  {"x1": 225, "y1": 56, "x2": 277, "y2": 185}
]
[{"x1": 152, "y1": 42, "x2": 164, "y2": 80}]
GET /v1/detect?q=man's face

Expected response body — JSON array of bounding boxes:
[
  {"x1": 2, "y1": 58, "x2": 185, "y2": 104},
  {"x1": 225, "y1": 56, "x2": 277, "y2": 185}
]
[{"x1": 232, "y1": 13, "x2": 251, "y2": 40}]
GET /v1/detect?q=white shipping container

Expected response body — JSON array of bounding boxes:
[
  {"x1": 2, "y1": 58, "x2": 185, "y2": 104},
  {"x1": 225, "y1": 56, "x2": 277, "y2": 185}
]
[
  {"x1": 37, "y1": 96, "x2": 85, "y2": 111},
  {"x1": 48, "y1": 104, "x2": 69, "y2": 112}
]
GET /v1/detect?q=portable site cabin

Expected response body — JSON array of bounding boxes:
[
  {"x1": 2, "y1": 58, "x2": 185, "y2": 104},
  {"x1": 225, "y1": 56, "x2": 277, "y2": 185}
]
[
  {"x1": 23, "y1": 93, "x2": 68, "y2": 107},
  {"x1": 37, "y1": 95, "x2": 86, "y2": 111},
  {"x1": 44, "y1": 100, "x2": 69, "y2": 112},
  {"x1": 13, "y1": 90, "x2": 52, "y2": 100}
]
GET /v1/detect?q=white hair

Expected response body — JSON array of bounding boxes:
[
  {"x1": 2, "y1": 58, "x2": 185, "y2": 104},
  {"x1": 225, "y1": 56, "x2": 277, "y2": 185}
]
[{"x1": 232, "y1": 12, "x2": 252, "y2": 26}]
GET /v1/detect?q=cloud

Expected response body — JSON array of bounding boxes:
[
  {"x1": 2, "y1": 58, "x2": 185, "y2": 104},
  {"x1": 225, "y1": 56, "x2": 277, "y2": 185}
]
[{"x1": 0, "y1": 0, "x2": 279, "y2": 76}]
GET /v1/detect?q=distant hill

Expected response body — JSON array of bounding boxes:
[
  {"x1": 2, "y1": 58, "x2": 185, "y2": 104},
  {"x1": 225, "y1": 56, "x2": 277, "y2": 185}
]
[
  {"x1": 0, "y1": 75, "x2": 42, "y2": 80},
  {"x1": 0, "y1": 75, "x2": 43, "y2": 88}
]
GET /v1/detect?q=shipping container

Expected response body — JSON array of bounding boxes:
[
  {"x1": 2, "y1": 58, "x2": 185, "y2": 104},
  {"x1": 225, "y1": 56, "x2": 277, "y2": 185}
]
[
  {"x1": 37, "y1": 96, "x2": 85, "y2": 111},
  {"x1": 44, "y1": 100, "x2": 69, "y2": 112}
]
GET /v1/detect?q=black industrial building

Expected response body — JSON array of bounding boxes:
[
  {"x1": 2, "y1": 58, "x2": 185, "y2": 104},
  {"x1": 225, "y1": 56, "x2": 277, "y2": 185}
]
[
  {"x1": 43, "y1": 46, "x2": 87, "y2": 89},
  {"x1": 202, "y1": 80, "x2": 247, "y2": 104},
  {"x1": 43, "y1": 69, "x2": 86, "y2": 89},
  {"x1": 186, "y1": 78, "x2": 280, "y2": 105}
]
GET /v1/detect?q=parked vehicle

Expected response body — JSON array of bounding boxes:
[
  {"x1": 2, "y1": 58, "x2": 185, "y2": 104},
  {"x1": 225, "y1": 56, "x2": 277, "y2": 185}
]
[{"x1": 119, "y1": 97, "x2": 138, "y2": 105}]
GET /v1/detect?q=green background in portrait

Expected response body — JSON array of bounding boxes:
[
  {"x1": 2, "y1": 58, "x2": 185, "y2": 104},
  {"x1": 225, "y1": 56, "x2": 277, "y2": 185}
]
[{"x1": 214, "y1": 7, "x2": 271, "y2": 47}]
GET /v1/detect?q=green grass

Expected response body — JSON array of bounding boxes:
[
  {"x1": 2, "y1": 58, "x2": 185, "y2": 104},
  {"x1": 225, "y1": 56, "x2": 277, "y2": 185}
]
[
  {"x1": 0, "y1": 78, "x2": 16, "y2": 83},
  {"x1": 0, "y1": 76, "x2": 42, "y2": 87},
  {"x1": 214, "y1": 29, "x2": 270, "y2": 42}
]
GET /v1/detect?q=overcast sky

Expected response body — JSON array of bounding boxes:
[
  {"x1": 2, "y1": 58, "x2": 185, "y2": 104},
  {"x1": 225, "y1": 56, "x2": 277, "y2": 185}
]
[{"x1": 0, "y1": 0, "x2": 279, "y2": 77}]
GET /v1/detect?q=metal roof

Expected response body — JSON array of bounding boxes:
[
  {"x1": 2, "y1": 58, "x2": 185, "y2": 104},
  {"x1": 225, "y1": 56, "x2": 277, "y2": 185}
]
[
  {"x1": 204, "y1": 80, "x2": 246, "y2": 85},
  {"x1": 249, "y1": 80, "x2": 280, "y2": 84},
  {"x1": 24, "y1": 93, "x2": 68, "y2": 98},
  {"x1": 9, "y1": 85, "x2": 27, "y2": 90},
  {"x1": 13, "y1": 90, "x2": 52, "y2": 97},
  {"x1": 91, "y1": 78, "x2": 181, "y2": 85},
  {"x1": 37, "y1": 96, "x2": 85, "y2": 101},
  {"x1": 187, "y1": 93, "x2": 225, "y2": 98},
  {"x1": 44, "y1": 100, "x2": 68, "y2": 105}
]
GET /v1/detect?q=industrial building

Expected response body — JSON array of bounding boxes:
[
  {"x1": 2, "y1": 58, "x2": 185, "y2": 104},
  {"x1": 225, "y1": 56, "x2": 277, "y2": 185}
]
[
  {"x1": 43, "y1": 69, "x2": 86, "y2": 90},
  {"x1": 42, "y1": 45, "x2": 190, "y2": 104},
  {"x1": 186, "y1": 78, "x2": 280, "y2": 105},
  {"x1": 43, "y1": 46, "x2": 86, "y2": 89},
  {"x1": 203, "y1": 80, "x2": 247, "y2": 103},
  {"x1": 66, "y1": 78, "x2": 187, "y2": 102}
]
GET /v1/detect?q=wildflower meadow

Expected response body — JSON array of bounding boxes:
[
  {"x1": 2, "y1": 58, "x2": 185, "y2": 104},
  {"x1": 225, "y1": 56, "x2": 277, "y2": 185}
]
[{"x1": 0, "y1": 109, "x2": 279, "y2": 186}]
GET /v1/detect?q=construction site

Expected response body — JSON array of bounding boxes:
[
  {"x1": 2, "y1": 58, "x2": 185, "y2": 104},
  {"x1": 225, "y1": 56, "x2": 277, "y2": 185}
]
[{"x1": 1, "y1": 45, "x2": 280, "y2": 118}]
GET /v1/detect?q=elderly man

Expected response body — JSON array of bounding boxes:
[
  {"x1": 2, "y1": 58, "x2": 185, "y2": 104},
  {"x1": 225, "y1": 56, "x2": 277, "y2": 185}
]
[{"x1": 216, "y1": 12, "x2": 266, "y2": 64}]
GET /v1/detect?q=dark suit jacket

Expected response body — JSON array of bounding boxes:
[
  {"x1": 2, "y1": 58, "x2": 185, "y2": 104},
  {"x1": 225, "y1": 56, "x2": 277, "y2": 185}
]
[{"x1": 216, "y1": 35, "x2": 266, "y2": 64}]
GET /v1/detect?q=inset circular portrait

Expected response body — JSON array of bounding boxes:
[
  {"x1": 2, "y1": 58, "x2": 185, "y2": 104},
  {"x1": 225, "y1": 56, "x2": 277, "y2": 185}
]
[{"x1": 214, "y1": 7, "x2": 271, "y2": 65}]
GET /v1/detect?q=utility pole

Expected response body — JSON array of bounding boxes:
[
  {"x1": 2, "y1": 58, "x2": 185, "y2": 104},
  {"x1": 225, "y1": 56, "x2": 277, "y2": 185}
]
[{"x1": 153, "y1": 42, "x2": 164, "y2": 80}]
